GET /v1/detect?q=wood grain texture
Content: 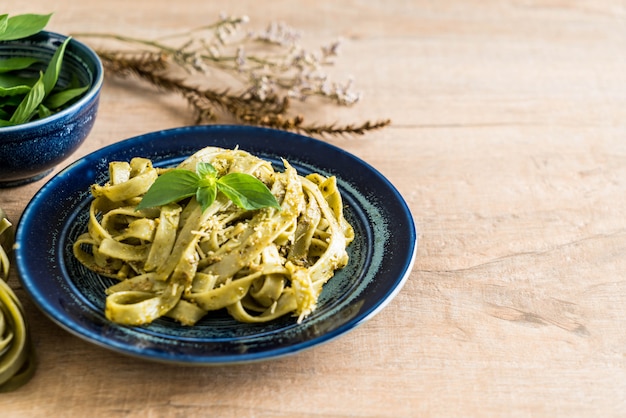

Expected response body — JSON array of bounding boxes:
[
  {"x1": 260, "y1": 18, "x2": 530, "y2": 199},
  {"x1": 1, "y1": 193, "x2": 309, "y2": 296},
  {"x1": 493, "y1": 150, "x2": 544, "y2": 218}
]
[{"x1": 2, "y1": 0, "x2": 626, "y2": 416}]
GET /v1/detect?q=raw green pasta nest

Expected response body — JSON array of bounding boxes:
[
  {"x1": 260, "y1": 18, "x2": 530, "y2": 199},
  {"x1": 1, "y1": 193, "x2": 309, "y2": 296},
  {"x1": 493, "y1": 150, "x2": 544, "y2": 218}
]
[{"x1": 0, "y1": 208, "x2": 37, "y2": 392}]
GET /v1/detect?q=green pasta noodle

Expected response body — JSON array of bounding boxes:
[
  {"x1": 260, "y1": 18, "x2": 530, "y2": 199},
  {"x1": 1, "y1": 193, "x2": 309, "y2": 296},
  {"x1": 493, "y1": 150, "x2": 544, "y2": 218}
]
[{"x1": 74, "y1": 147, "x2": 354, "y2": 326}]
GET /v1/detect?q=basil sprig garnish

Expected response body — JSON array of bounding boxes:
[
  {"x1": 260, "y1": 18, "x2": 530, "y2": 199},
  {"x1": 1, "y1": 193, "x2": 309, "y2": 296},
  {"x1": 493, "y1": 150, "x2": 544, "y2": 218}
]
[{"x1": 136, "y1": 162, "x2": 281, "y2": 212}]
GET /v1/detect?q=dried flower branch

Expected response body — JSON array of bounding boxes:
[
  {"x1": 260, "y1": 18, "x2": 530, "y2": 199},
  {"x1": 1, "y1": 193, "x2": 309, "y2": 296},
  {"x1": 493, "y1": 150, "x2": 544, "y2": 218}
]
[{"x1": 73, "y1": 14, "x2": 390, "y2": 137}]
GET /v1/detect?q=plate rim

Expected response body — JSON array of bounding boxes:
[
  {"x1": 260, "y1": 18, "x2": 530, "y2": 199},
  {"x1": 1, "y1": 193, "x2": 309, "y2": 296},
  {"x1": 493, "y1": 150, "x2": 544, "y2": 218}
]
[{"x1": 15, "y1": 124, "x2": 418, "y2": 364}]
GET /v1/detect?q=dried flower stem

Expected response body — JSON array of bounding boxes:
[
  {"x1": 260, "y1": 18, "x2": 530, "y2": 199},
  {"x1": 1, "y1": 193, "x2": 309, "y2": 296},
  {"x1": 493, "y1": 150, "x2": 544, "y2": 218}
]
[{"x1": 74, "y1": 14, "x2": 391, "y2": 137}]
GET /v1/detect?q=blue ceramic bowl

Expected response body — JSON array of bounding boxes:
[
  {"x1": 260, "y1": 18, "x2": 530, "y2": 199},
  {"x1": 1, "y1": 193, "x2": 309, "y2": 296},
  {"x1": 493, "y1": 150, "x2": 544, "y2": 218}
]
[{"x1": 0, "y1": 31, "x2": 103, "y2": 187}]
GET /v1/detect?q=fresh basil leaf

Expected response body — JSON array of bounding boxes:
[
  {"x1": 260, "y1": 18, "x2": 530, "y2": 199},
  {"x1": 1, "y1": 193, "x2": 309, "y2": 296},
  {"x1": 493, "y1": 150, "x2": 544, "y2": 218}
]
[
  {"x1": 0, "y1": 13, "x2": 52, "y2": 41},
  {"x1": 0, "y1": 14, "x2": 8, "y2": 37},
  {"x1": 196, "y1": 162, "x2": 217, "y2": 178},
  {"x1": 0, "y1": 119, "x2": 12, "y2": 127},
  {"x1": 38, "y1": 103, "x2": 52, "y2": 119},
  {"x1": 196, "y1": 185, "x2": 217, "y2": 212},
  {"x1": 217, "y1": 173, "x2": 280, "y2": 210},
  {"x1": 135, "y1": 169, "x2": 200, "y2": 210},
  {"x1": 44, "y1": 84, "x2": 88, "y2": 109},
  {"x1": 0, "y1": 57, "x2": 39, "y2": 73},
  {"x1": 0, "y1": 73, "x2": 36, "y2": 88},
  {"x1": 0, "y1": 83, "x2": 31, "y2": 97},
  {"x1": 9, "y1": 71, "x2": 45, "y2": 125},
  {"x1": 0, "y1": 73, "x2": 35, "y2": 99},
  {"x1": 42, "y1": 37, "x2": 70, "y2": 96}
]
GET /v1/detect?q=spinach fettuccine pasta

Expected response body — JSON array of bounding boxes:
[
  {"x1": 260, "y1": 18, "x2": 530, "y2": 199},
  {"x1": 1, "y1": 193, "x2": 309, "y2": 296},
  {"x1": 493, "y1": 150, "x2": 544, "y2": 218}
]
[
  {"x1": 0, "y1": 208, "x2": 36, "y2": 392},
  {"x1": 73, "y1": 147, "x2": 354, "y2": 326}
]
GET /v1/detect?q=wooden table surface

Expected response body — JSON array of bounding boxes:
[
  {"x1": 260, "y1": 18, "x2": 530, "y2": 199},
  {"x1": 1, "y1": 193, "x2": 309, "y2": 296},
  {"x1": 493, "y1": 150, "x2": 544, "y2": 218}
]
[{"x1": 3, "y1": 0, "x2": 626, "y2": 416}]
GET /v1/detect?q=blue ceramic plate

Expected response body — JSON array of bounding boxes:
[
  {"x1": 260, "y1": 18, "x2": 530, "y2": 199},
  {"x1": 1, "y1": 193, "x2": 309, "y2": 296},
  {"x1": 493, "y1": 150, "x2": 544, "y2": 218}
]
[{"x1": 15, "y1": 125, "x2": 417, "y2": 364}]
